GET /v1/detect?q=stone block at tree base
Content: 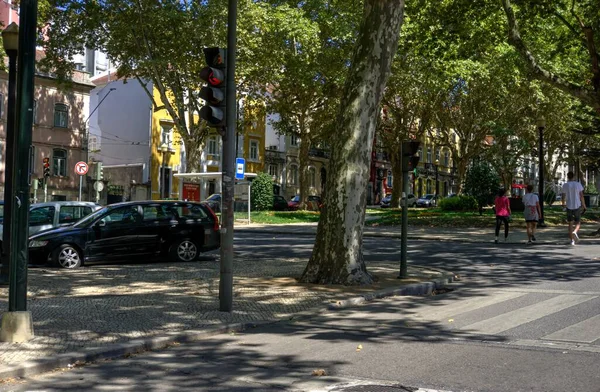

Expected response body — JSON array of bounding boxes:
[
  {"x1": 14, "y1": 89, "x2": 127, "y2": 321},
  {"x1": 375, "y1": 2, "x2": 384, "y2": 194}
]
[{"x1": 0, "y1": 311, "x2": 34, "y2": 343}]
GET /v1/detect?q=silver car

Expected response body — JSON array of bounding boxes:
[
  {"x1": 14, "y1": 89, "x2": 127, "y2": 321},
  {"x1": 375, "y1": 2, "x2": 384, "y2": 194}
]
[{"x1": 0, "y1": 201, "x2": 101, "y2": 250}]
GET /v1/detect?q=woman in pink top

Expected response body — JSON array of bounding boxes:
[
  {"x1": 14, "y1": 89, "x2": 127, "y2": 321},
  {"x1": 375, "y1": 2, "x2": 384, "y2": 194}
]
[{"x1": 494, "y1": 188, "x2": 511, "y2": 243}]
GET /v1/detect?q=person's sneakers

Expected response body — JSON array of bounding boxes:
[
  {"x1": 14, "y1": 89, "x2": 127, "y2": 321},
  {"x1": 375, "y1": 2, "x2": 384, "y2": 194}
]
[
  {"x1": 532, "y1": 235, "x2": 536, "y2": 242},
  {"x1": 571, "y1": 240, "x2": 576, "y2": 246},
  {"x1": 573, "y1": 232, "x2": 580, "y2": 243},
  {"x1": 527, "y1": 240, "x2": 533, "y2": 245}
]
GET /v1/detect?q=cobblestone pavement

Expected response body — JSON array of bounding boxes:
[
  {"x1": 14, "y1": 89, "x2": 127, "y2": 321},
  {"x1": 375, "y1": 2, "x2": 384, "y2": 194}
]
[{"x1": 0, "y1": 251, "x2": 443, "y2": 368}]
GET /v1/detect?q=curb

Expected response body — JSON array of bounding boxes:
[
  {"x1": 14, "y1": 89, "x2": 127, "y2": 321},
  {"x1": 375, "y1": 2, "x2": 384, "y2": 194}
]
[
  {"x1": 235, "y1": 227, "x2": 568, "y2": 244},
  {"x1": 0, "y1": 273, "x2": 456, "y2": 381},
  {"x1": 327, "y1": 273, "x2": 456, "y2": 310}
]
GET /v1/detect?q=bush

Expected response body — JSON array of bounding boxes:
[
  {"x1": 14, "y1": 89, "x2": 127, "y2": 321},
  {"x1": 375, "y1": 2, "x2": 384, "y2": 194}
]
[
  {"x1": 250, "y1": 172, "x2": 273, "y2": 211},
  {"x1": 439, "y1": 195, "x2": 478, "y2": 211},
  {"x1": 584, "y1": 184, "x2": 599, "y2": 194},
  {"x1": 463, "y1": 162, "x2": 500, "y2": 214}
]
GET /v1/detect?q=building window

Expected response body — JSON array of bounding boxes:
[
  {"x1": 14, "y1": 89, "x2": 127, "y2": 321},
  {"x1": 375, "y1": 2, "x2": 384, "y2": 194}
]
[
  {"x1": 54, "y1": 103, "x2": 69, "y2": 128},
  {"x1": 250, "y1": 139, "x2": 259, "y2": 161},
  {"x1": 444, "y1": 150, "x2": 450, "y2": 166},
  {"x1": 53, "y1": 148, "x2": 67, "y2": 176},
  {"x1": 269, "y1": 164, "x2": 277, "y2": 176},
  {"x1": 290, "y1": 165, "x2": 298, "y2": 185},
  {"x1": 426, "y1": 148, "x2": 432, "y2": 163},
  {"x1": 33, "y1": 100, "x2": 38, "y2": 124},
  {"x1": 387, "y1": 170, "x2": 393, "y2": 188},
  {"x1": 309, "y1": 167, "x2": 316, "y2": 188},
  {"x1": 0, "y1": 93, "x2": 4, "y2": 118},
  {"x1": 290, "y1": 134, "x2": 298, "y2": 147},
  {"x1": 161, "y1": 124, "x2": 173, "y2": 149},
  {"x1": 207, "y1": 136, "x2": 218, "y2": 156},
  {"x1": 435, "y1": 148, "x2": 440, "y2": 163},
  {"x1": 89, "y1": 136, "x2": 98, "y2": 152}
]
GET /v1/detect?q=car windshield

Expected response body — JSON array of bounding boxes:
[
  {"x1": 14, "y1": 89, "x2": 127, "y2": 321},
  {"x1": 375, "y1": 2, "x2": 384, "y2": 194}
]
[
  {"x1": 206, "y1": 194, "x2": 220, "y2": 201},
  {"x1": 291, "y1": 196, "x2": 300, "y2": 202},
  {"x1": 423, "y1": 195, "x2": 434, "y2": 200},
  {"x1": 73, "y1": 206, "x2": 110, "y2": 228}
]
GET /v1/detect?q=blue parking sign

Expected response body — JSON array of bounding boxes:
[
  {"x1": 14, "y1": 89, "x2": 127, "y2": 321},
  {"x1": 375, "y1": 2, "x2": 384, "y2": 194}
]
[{"x1": 235, "y1": 158, "x2": 245, "y2": 180}]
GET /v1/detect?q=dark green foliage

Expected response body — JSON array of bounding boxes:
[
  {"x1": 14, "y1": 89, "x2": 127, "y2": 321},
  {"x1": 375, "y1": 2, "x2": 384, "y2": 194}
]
[
  {"x1": 464, "y1": 162, "x2": 501, "y2": 215},
  {"x1": 439, "y1": 195, "x2": 478, "y2": 211},
  {"x1": 251, "y1": 172, "x2": 274, "y2": 211}
]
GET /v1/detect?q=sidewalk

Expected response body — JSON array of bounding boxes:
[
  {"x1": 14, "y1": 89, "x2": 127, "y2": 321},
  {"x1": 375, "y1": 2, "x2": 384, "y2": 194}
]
[
  {"x1": 235, "y1": 221, "x2": 600, "y2": 245},
  {"x1": 0, "y1": 245, "x2": 453, "y2": 380}
]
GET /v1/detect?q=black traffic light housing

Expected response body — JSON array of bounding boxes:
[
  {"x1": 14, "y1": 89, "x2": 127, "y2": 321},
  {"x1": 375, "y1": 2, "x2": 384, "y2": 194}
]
[
  {"x1": 43, "y1": 157, "x2": 50, "y2": 178},
  {"x1": 199, "y1": 47, "x2": 227, "y2": 128},
  {"x1": 402, "y1": 141, "x2": 420, "y2": 173}
]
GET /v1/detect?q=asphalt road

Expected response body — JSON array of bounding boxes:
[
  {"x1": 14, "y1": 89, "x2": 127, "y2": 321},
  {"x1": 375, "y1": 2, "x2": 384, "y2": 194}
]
[{"x1": 3, "y1": 232, "x2": 600, "y2": 392}]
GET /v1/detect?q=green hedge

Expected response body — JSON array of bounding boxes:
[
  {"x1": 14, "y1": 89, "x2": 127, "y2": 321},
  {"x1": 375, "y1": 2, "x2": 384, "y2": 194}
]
[
  {"x1": 250, "y1": 172, "x2": 274, "y2": 211},
  {"x1": 439, "y1": 195, "x2": 478, "y2": 211}
]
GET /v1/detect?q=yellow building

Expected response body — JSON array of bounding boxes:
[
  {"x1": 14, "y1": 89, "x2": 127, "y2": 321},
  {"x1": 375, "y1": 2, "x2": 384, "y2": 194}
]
[{"x1": 150, "y1": 88, "x2": 183, "y2": 200}]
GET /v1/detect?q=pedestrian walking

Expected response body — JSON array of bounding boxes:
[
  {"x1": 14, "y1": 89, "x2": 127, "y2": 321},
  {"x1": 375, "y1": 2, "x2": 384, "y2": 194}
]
[
  {"x1": 494, "y1": 188, "x2": 511, "y2": 244},
  {"x1": 561, "y1": 172, "x2": 586, "y2": 246},
  {"x1": 523, "y1": 184, "x2": 541, "y2": 244}
]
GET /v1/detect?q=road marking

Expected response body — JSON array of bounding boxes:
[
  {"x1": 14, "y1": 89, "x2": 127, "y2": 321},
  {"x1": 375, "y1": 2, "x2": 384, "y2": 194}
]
[
  {"x1": 542, "y1": 314, "x2": 600, "y2": 343},
  {"x1": 414, "y1": 291, "x2": 528, "y2": 321},
  {"x1": 461, "y1": 294, "x2": 597, "y2": 335}
]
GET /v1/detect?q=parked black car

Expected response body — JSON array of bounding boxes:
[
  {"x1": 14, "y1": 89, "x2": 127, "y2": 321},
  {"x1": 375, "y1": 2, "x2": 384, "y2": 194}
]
[
  {"x1": 28, "y1": 201, "x2": 220, "y2": 269},
  {"x1": 273, "y1": 195, "x2": 289, "y2": 211}
]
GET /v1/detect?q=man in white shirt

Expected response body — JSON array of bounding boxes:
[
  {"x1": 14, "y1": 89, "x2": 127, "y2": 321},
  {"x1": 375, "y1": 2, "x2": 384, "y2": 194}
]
[{"x1": 561, "y1": 172, "x2": 587, "y2": 246}]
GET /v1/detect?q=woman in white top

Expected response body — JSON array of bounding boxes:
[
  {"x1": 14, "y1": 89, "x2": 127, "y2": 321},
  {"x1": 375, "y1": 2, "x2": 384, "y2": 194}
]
[{"x1": 523, "y1": 184, "x2": 542, "y2": 244}]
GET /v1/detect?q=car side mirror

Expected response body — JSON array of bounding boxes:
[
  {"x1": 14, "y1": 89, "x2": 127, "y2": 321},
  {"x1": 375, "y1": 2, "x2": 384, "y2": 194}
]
[{"x1": 95, "y1": 219, "x2": 106, "y2": 228}]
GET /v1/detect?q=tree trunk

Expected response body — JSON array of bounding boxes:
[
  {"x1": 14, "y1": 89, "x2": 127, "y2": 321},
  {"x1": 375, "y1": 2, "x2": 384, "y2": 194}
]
[
  {"x1": 299, "y1": 0, "x2": 405, "y2": 285},
  {"x1": 298, "y1": 125, "x2": 312, "y2": 210}
]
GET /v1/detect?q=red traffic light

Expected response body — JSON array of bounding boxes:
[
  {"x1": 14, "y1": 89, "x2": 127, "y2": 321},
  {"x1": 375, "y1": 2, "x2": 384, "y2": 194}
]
[{"x1": 200, "y1": 67, "x2": 225, "y2": 87}]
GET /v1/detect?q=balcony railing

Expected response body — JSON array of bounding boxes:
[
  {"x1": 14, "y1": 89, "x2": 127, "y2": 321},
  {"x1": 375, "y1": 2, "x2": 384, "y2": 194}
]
[
  {"x1": 265, "y1": 149, "x2": 286, "y2": 164},
  {"x1": 308, "y1": 147, "x2": 330, "y2": 159}
]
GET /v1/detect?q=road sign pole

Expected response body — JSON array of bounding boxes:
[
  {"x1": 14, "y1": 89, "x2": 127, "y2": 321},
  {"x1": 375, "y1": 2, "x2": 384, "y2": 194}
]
[{"x1": 79, "y1": 175, "x2": 82, "y2": 201}]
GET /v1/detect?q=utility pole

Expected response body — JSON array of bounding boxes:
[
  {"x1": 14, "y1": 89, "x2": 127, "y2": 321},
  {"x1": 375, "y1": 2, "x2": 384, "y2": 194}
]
[
  {"x1": 0, "y1": 0, "x2": 38, "y2": 343},
  {"x1": 219, "y1": 0, "x2": 237, "y2": 312},
  {"x1": 399, "y1": 141, "x2": 420, "y2": 279}
]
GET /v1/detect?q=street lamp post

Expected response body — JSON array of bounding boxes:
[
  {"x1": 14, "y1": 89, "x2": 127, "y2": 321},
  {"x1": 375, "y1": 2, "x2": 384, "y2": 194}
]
[
  {"x1": 537, "y1": 117, "x2": 546, "y2": 227},
  {"x1": 159, "y1": 142, "x2": 171, "y2": 199},
  {"x1": 435, "y1": 159, "x2": 439, "y2": 197},
  {"x1": 0, "y1": 0, "x2": 38, "y2": 342},
  {"x1": 0, "y1": 23, "x2": 19, "y2": 286}
]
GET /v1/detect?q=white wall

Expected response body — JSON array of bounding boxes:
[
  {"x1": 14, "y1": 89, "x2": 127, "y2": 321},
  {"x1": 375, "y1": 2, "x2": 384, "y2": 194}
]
[
  {"x1": 265, "y1": 113, "x2": 286, "y2": 152},
  {"x1": 88, "y1": 80, "x2": 152, "y2": 182}
]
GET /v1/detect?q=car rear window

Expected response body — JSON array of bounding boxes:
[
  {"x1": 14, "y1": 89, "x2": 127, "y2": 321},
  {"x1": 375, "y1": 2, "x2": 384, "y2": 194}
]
[
  {"x1": 174, "y1": 204, "x2": 208, "y2": 219},
  {"x1": 59, "y1": 206, "x2": 93, "y2": 224},
  {"x1": 142, "y1": 205, "x2": 176, "y2": 221}
]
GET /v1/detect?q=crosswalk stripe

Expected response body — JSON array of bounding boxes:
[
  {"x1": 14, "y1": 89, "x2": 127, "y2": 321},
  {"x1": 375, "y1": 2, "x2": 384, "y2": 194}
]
[
  {"x1": 460, "y1": 295, "x2": 597, "y2": 335},
  {"x1": 414, "y1": 291, "x2": 528, "y2": 321},
  {"x1": 542, "y1": 314, "x2": 600, "y2": 343}
]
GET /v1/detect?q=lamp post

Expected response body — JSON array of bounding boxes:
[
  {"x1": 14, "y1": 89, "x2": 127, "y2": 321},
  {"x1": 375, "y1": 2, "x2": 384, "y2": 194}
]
[
  {"x1": 434, "y1": 158, "x2": 440, "y2": 198},
  {"x1": 537, "y1": 117, "x2": 546, "y2": 227},
  {"x1": 0, "y1": 23, "x2": 19, "y2": 286},
  {"x1": 159, "y1": 142, "x2": 171, "y2": 199}
]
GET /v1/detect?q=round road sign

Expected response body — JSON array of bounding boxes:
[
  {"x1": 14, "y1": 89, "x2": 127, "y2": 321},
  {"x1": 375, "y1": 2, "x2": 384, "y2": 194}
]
[
  {"x1": 93, "y1": 181, "x2": 104, "y2": 192},
  {"x1": 75, "y1": 161, "x2": 89, "y2": 176}
]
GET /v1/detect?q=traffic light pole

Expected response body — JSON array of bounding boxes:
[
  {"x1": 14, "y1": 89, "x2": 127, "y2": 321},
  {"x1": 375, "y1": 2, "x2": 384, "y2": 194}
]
[
  {"x1": 219, "y1": 0, "x2": 237, "y2": 312},
  {"x1": 0, "y1": 0, "x2": 37, "y2": 343}
]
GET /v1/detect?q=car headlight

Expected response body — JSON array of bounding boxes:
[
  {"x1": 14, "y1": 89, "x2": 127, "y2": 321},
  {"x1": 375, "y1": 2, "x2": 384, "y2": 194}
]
[{"x1": 29, "y1": 240, "x2": 48, "y2": 248}]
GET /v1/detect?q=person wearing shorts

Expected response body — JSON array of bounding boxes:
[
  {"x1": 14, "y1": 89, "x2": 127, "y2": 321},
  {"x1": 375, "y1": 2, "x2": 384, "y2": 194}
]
[
  {"x1": 522, "y1": 184, "x2": 541, "y2": 244},
  {"x1": 561, "y1": 171, "x2": 586, "y2": 246}
]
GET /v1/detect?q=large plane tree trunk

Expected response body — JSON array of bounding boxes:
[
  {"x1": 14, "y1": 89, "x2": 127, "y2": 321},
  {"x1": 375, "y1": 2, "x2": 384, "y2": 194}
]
[{"x1": 299, "y1": 0, "x2": 405, "y2": 285}]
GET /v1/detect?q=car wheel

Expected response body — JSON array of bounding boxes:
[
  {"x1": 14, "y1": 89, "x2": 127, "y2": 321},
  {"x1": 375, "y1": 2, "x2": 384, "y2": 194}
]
[
  {"x1": 169, "y1": 238, "x2": 199, "y2": 262},
  {"x1": 52, "y1": 244, "x2": 82, "y2": 269}
]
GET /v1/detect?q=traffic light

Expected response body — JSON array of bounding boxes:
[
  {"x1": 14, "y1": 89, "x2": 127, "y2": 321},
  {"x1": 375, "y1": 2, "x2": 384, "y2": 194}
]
[
  {"x1": 199, "y1": 47, "x2": 227, "y2": 128},
  {"x1": 96, "y1": 162, "x2": 103, "y2": 181},
  {"x1": 402, "y1": 141, "x2": 421, "y2": 173},
  {"x1": 43, "y1": 157, "x2": 50, "y2": 178}
]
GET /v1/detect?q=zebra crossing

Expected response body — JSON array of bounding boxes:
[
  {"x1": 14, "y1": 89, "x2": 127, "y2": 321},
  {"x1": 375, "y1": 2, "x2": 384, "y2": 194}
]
[{"x1": 397, "y1": 288, "x2": 600, "y2": 349}]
